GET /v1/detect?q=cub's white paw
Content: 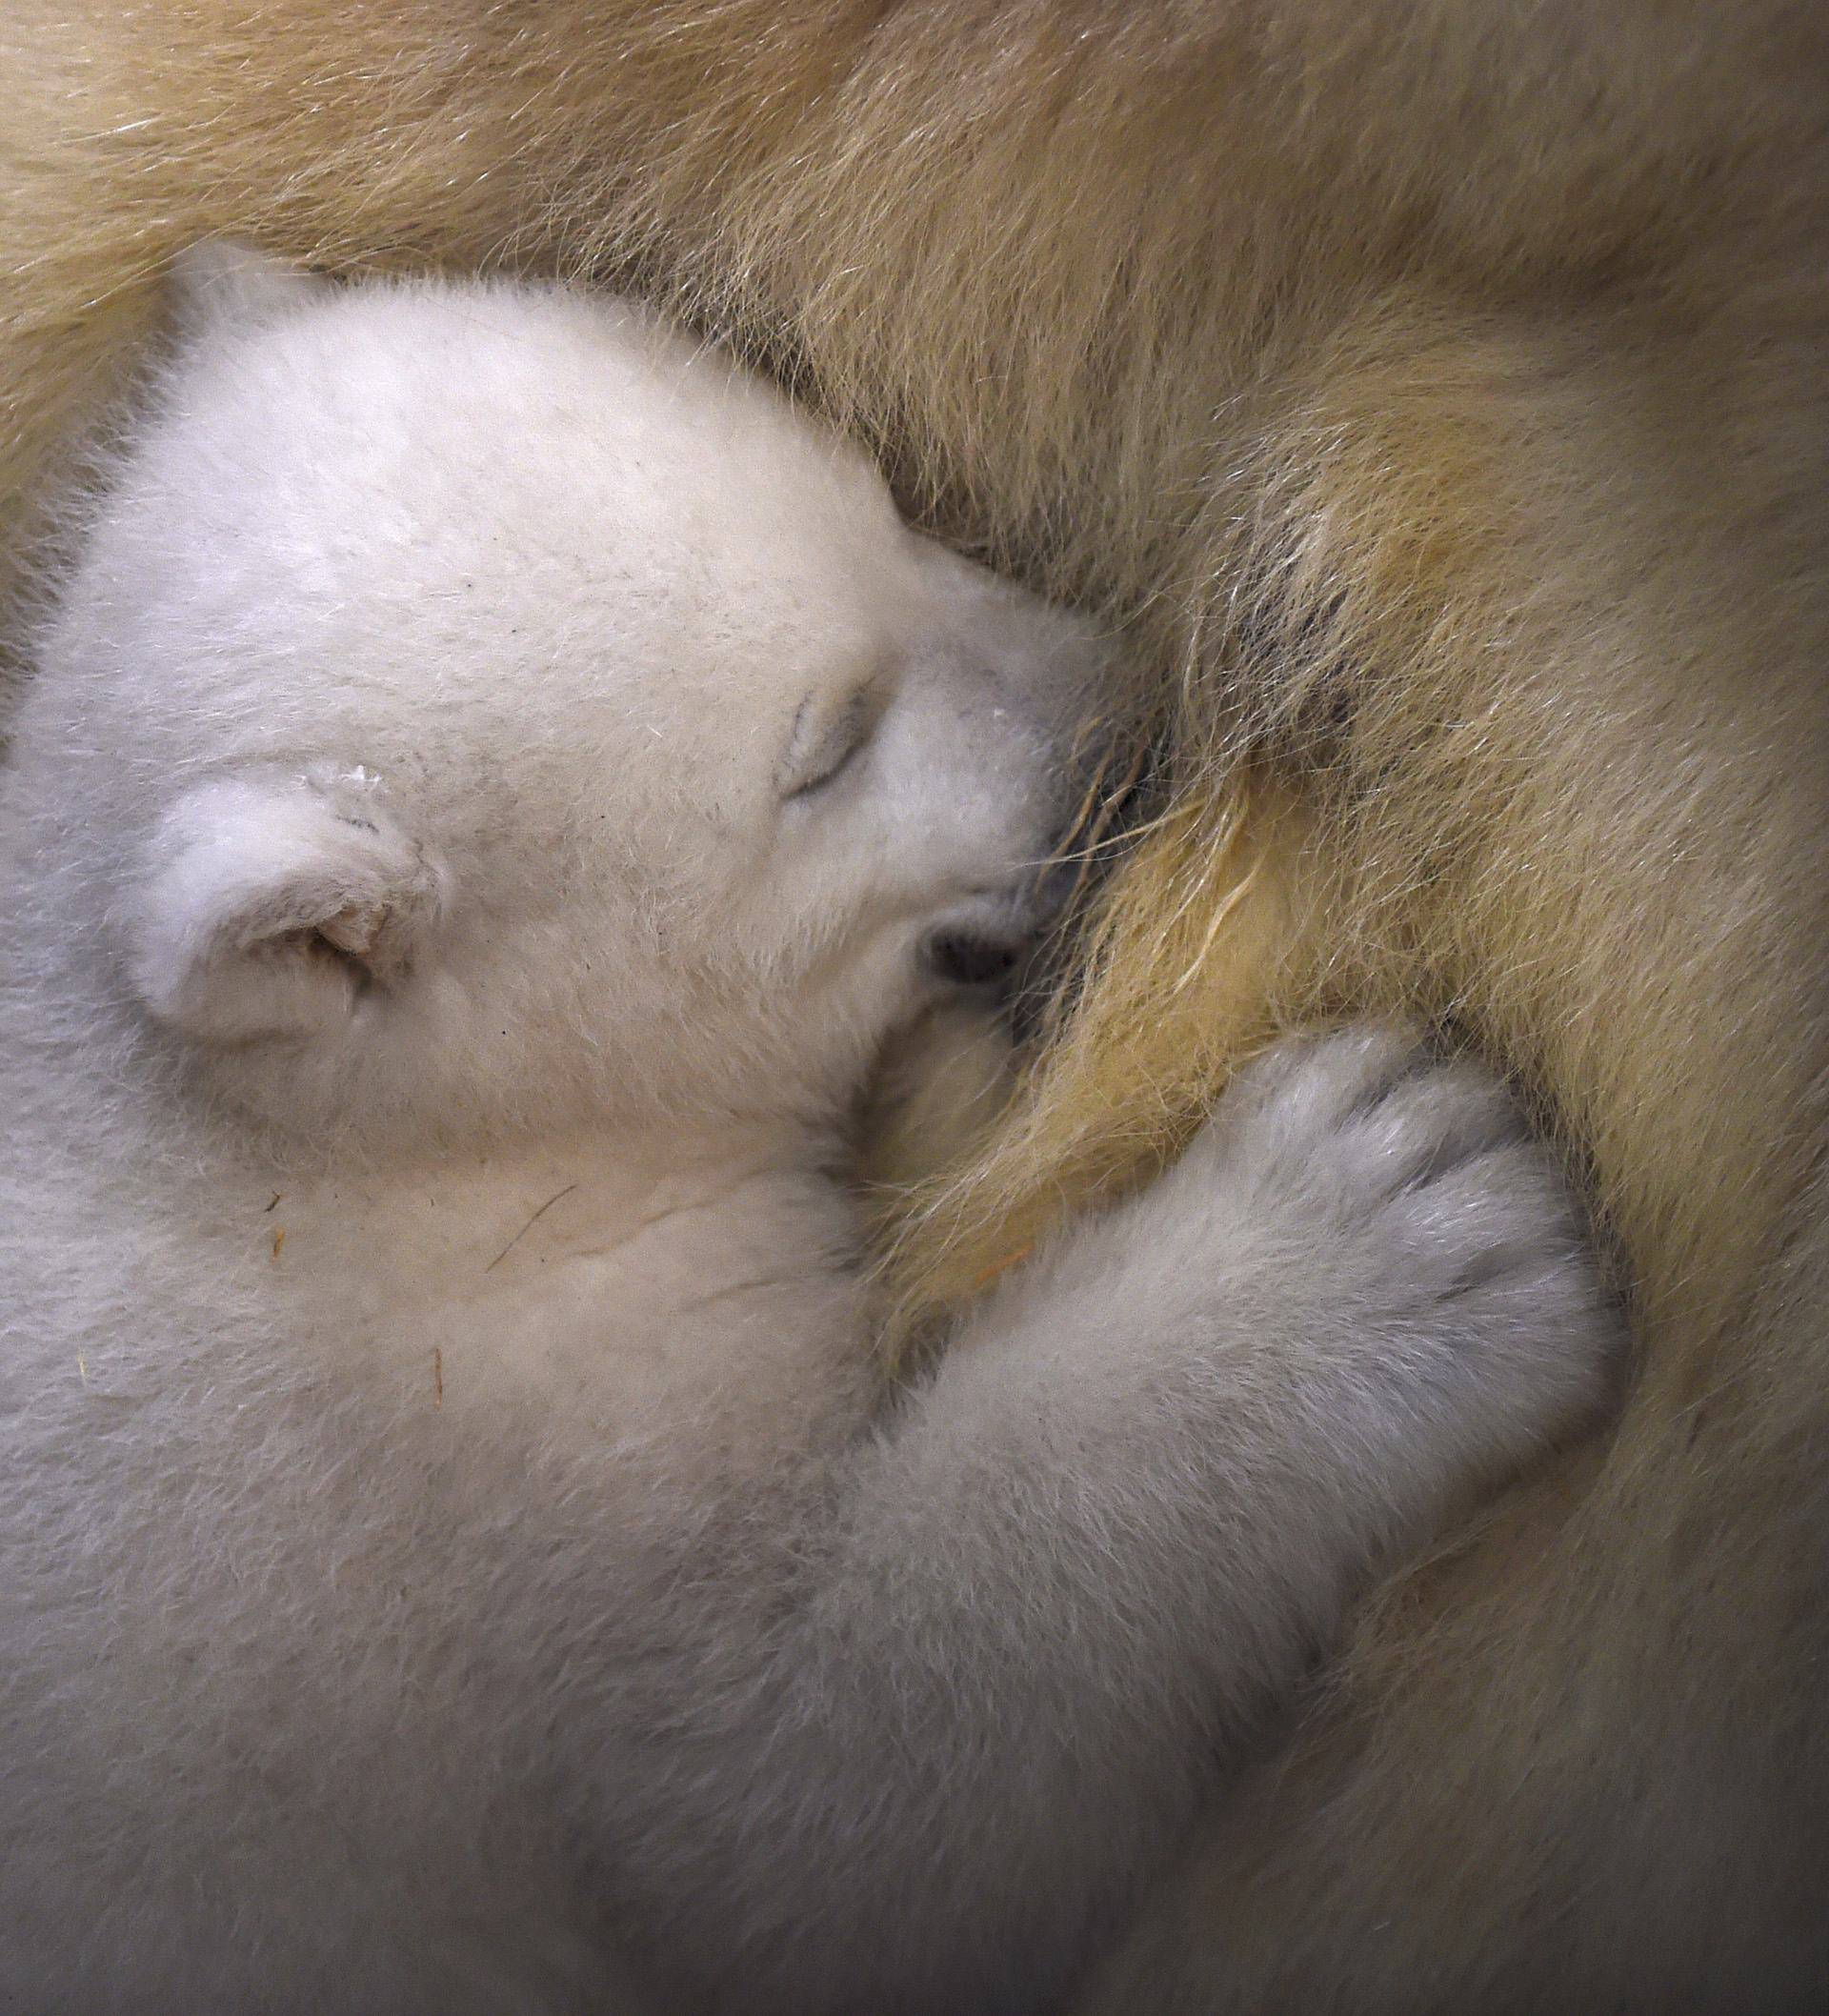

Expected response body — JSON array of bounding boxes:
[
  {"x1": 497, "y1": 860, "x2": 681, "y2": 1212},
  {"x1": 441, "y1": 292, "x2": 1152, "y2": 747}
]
[{"x1": 1186, "y1": 1021, "x2": 1621, "y2": 1473}]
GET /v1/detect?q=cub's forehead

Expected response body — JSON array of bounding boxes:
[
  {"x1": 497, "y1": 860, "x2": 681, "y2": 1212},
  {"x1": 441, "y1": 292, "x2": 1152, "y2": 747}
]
[
  {"x1": 43, "y1": 276, "x2": 923, "y2": 810},
  {"x1": 153, "y1": 281, "x2": 894, "y2": 562},
  {"x1": 86, "y1": 278, "x2": 915, "y2": 723}
]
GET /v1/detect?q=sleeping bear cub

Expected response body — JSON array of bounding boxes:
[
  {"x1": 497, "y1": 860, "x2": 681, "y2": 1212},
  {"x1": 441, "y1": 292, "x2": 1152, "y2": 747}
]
[{"x1": 0, "y1": 248, "x2": 1617, "y2": 2015}]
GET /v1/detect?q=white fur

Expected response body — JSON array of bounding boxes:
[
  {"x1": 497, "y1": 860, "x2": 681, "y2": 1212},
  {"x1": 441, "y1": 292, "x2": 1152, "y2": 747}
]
[{"x1": 0, "y1": 254, "x2": 1618, "y2": 2013}]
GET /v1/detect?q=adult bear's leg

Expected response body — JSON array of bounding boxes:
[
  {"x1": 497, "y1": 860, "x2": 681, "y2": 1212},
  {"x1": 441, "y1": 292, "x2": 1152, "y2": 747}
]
[{"x1": 1075, "y1": 292, "x2": 1829, "y2": 2008}]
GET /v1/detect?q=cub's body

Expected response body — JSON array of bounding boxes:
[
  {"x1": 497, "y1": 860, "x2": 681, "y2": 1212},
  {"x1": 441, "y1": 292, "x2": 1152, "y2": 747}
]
[{"x1": 0, "y1": 259, "x2": 1612, "y2": 2012}]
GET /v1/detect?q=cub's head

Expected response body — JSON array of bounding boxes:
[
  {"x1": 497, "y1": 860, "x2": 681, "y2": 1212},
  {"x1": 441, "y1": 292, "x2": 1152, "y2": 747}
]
[{"x1": 21, "y1": 246, "x2": 1120, "y2": 1147}]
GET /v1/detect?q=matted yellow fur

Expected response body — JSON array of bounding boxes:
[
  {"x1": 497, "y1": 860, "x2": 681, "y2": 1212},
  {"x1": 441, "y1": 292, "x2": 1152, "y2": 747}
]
[
  {"x1": 875, "y1": 772, "x2": 1328, "y2": 1352},
  {"x1": 4, "y1": 3, "x2": 1828, "y2": 2006}
]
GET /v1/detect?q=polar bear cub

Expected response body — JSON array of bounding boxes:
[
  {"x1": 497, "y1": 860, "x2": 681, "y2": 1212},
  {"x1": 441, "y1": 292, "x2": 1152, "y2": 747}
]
[{"x1": 0, "y1": 250, "x2": 1617, "y2": 2015}]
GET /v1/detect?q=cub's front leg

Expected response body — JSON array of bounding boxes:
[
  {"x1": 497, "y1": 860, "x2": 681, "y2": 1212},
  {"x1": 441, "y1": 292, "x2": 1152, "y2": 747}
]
[{"x1": 617, "y1": 1024, "x2": 1618, "y2": 2016}]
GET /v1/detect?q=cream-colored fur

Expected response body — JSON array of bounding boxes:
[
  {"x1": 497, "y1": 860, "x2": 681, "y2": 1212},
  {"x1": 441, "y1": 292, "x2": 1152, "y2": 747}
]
[
  {"x1": 2, "y1": 5, "x2": 1826, "y2": 2006},
  {"x1": 0, "y1": 255, "x2": 1615, "y2": 2011}
]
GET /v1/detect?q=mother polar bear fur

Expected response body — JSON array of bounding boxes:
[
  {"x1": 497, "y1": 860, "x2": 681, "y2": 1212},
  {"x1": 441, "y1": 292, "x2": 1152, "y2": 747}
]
[{"x1": 2, "y1": 2, "x2": 1827, "y2": 2008}]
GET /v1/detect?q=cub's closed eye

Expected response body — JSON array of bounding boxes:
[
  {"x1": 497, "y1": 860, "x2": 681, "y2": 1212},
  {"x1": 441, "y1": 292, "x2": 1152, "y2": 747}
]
[{"x1": 779, "y1": 689, "x2": 878, "y2": 800}]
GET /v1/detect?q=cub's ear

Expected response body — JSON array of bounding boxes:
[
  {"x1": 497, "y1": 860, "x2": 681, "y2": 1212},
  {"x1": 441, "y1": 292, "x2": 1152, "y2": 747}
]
[
  {"x1": 126, "y1": 774, "x2": 449, "y2": 1044},
  {"x1": 168, "y1": 239, "x2": 330, "y2": 335}
]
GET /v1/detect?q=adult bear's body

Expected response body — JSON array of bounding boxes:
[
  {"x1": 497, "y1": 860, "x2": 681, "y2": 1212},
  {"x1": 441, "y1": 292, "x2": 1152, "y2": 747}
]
[{"x1": 4, "y1": 3, "x2": 1826, "y2": 2006}]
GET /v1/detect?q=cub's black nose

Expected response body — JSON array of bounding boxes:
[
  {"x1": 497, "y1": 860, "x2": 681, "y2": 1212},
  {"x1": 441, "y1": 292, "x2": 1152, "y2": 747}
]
[{"x1": 922, "y1": 930, "x2": 1023, "y2": 988}]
